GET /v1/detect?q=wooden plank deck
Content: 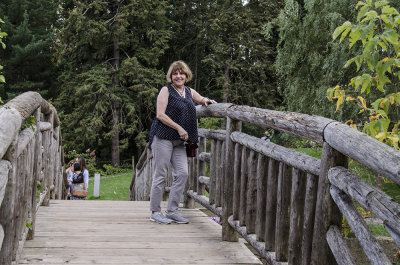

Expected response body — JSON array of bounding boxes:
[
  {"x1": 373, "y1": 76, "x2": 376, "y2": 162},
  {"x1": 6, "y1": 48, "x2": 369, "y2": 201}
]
[{"x1": 18, "y1": 200, "x2": 262, "y2": 264}]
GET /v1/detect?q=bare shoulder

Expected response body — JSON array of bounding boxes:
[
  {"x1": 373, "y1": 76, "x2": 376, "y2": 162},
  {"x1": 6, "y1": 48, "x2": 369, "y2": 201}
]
[{"x1": 158, "y1": 86, "x2": 169, "y2": 96}]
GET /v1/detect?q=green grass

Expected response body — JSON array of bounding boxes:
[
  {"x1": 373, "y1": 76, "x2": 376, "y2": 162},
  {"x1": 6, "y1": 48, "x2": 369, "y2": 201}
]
[
  {"x1": 368, "y1": 224, "x2": 391, "y2": 237},
  {"x1": 86, "y1": 171, "x2": 133, "y2": 201}
]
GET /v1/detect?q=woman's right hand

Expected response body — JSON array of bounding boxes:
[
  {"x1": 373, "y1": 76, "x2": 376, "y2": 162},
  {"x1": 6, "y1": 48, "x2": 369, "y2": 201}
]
[{"x1": 178, "y1": 127, "x2": 188, "y2": 141}]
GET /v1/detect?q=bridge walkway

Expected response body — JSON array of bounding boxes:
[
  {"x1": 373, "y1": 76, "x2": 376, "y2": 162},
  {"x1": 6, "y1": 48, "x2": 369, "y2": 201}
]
[{"x1": 18, "y1": 200, "x2": 261, "y2": 265}]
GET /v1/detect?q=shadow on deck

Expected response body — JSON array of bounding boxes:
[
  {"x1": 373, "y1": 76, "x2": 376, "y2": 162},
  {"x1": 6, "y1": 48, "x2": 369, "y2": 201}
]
[{"x1": 18, "y1": 200, "x2": 262, "y2": 265}]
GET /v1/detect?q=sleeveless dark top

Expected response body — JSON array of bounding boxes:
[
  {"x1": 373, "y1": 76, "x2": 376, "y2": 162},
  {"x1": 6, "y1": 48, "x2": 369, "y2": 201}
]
[{"x1": 149, "y1": 84, "x2": 198, "y2": 145}]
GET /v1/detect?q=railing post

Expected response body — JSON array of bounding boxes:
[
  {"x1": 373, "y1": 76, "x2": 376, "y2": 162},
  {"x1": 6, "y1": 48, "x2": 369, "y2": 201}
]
[
  {"x1": 0, "y1": 139, "x2": 18, "y2": 264},
  {"x1": 197, "y1": 137, "x2": 206, "y2": 195},
  {"x1": 42, "y1": 111, "x2": 54, "y2": 206},
  {"x1": 222, "y1": 117, "x2": 241, "y2": 241},
  {"x1": 27, "y1": 108, "x2": 41, "y2": 240},
  {"x1": 311, "y1": 142, "x2": 347, "y2": 265}
]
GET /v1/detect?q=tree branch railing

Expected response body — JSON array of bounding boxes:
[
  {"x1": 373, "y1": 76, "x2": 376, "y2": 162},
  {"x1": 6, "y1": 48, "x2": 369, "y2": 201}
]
[
  {"x1": 132, "y1": 103, "x2": 400, "y2": 265},
  {"x1": 0, "y1": 92, "x2": 66, "y2": 264}
]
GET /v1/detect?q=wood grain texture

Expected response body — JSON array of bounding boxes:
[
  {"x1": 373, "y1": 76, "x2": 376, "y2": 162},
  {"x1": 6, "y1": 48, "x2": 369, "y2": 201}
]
[
  {"x1": 324, "y1": 122, "x2": 400, "y2": 186},
  {"x1": 18, "y1": 200, "x2": 261, "y2": 265},
  {"x1": 230, "y1": 132, "x2": 320, "y2": 175},
  {"x1": 198, "y1": 128, "x2": 226, "y2": 141},
  {"x1": 226, "y1": 105, "x2": 334, "y2": 143},
  {"x1": 326, "y1": 225, "x2": 357, "y2": 265},
  {"x1": 330, "y1": 186, "x2": 391, "y2": 265},
  {"x1": 328, "y1": 166, "x2": 400, "y2": 236}
]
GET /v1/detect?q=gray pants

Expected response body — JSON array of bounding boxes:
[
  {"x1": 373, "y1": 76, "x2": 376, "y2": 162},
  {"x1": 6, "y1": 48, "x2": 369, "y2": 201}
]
[{"x1": 150, "y1": 136, "x2": 188, "y2": 213}]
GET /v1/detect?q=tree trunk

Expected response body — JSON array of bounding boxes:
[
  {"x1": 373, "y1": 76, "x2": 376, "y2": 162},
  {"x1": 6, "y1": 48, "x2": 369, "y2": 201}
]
[
  {"x1": 111, "y1": 34, "x2": 120, "y2": 167},
  {"x1": 222, "y1": 64, "x2": 230, "y2": 103}
]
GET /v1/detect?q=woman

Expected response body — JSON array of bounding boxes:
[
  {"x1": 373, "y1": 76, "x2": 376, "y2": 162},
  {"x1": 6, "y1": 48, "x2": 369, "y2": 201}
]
[
  {"x1": 67, "y1": 162, "x2": 86, "y2": 200},
  {"x1": 76, "y1": 156, "x2": 89, "y2": 192},
  {"x1": 149, "y1": 60, "x2": 216, "y2": 224},
  {"x1": 66, "y1": 156, "x2": 89, "y2": 199}
]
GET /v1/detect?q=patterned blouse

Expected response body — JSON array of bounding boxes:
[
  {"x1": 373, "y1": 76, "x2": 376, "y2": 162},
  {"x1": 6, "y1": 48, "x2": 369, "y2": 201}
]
[{"x1": 149, "y1": 84, "x2": 198, "y2": 145}]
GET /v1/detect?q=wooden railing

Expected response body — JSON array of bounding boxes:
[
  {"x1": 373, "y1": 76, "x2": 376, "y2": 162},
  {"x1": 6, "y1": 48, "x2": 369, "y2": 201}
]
[
  {"x1": 0, "y1": 92, "x2": 65, "y2": 264},
  {"x1": 133, "y1": 103, "x2": 400, "y2": 265}
]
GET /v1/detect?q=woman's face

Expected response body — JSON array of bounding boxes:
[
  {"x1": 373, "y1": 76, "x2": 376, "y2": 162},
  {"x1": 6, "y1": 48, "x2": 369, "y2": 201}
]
[{"x1": 171, "y1": 70, "x2": 186, "y2": 88}]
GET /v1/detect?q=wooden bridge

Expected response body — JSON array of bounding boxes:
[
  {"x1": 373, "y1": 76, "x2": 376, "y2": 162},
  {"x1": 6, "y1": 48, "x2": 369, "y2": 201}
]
[{"x1": 1, "y1": 92, "x2": 400, "y2": 264}]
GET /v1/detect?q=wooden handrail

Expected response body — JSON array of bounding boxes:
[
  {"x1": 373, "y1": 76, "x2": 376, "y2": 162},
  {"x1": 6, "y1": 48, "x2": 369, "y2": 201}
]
[
  {"x1": 133, "y1": 102, "x2": 400, "y2": 264},
  {"x1": 0, "y1": 92, "x2": 65, "y2": 265}
]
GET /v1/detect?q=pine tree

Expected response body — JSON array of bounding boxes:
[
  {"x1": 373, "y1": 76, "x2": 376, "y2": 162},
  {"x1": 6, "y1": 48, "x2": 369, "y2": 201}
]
[
  {"x1": 202, "y1": 0, "x2": 283, "y2": 109},
  {"x1": 0, "y1": 0, "x2": 58, "y2": 100},
  {"x1": 55, "y1": 0, "x2": 173, "y2": 165}
]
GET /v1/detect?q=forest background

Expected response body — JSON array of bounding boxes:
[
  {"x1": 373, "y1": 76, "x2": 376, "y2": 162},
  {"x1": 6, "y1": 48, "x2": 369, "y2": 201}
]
[{"x1": 1, "y1": 0, "x2": 399, "y2": 168}]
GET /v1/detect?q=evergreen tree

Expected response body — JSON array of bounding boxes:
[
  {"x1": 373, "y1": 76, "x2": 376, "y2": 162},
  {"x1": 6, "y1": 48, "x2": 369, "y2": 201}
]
[
  {"x1": 0, "y1": 0, "x2": 58, "y2": 100},
  {"x1": 202, "y1": 0, "x2": 283, "y2": 109},
  {"x1": 55, "y1": 0, "x2": 173, "y2": 165}
]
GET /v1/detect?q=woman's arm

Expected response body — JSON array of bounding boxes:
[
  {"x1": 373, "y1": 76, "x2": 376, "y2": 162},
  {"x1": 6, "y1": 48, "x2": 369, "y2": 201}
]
[
  {"x1": 190, "y1": 89, "x2": 217, "y2": 106},
  {"x1": 156, "y1": 86, "x2": 189, "y2": 141}
]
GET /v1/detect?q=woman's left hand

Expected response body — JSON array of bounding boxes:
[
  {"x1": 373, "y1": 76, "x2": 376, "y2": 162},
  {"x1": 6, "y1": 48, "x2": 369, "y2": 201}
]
[
  {"x1": 202, "y1": 97, "x2": 217, "y2": 106},
  {"x1": 178, "y1": 127, "x2": 189, "y2": 141}
]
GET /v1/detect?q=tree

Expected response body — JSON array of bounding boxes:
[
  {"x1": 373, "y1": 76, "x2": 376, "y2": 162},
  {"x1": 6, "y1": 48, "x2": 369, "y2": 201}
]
[
  {"x1": 0, "y1": 0, "x2": 59, "y2": 100},
  {"x1": 328, "y1": 0, "x2": 400, "y2": 149},
  {"x1": 202, "y1": 0, "x2": 282, "y2": 109},
  {"x1": 55, "y1": 0, "x2": 173, "y2": 166},
  {"x1": 275, "y1": 0, "x2": 359, "y2": 119}
]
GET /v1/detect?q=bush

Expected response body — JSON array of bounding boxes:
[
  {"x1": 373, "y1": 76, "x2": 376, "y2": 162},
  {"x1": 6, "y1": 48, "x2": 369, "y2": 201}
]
[{"x1": 102, "y1": 164, "x2": 131, "y2": 176}]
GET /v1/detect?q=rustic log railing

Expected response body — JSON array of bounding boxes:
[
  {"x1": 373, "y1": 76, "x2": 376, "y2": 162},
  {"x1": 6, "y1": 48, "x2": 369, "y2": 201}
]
[
  {"x1": 132, "y1": 103, "x2": 400, "y2": 265},
  {"x1": 0, "y1": 92, "x2": 65, "y2": 264}
]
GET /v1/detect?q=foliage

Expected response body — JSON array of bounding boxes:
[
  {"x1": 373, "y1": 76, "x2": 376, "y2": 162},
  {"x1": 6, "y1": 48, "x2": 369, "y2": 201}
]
[
  {"x1": 275, "y1": 0, "x2": 359, "y2": 118},
  {"x1": 198, "y1": 117, "x2": 224, "y2": 130},
  {"x1": 102, "y1": 164, "x2": 131, "y2": 176},
  {"x1": 328, "y1": 0, "x2": 400, "y2": 149},
  {"x1": 202, "y1": 0, "x2": 282, "y2": 108},
  {"x1": 0, "y1": 0, "x2": 59, "y2": 100},
  {"x1": 55, "y1": 0, "x2": 173, "y2": 165}
]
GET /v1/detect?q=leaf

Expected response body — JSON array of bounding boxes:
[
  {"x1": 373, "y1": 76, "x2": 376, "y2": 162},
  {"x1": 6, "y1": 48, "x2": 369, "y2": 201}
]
[
  {"x1": 336, "y1": 95, "x2": 344, "y2": 111},
  {"x1": 361, "y1": 10, "x2": 378, "y2": 22},
  {"x1": 374, "y1": 118, "x2": 390, "y2": 133},
  {"x1": 388, "y1": 136, "x2": 399, "y2": 149},
  {"x1": 370, "y1": 114, "x2": 381, "y2": 120},
  {"x1": 358, "y1": 96, "x2": 368, "y2": 109},
  {"x1": 346, "y1": 96, "x2": 356, "y2": 101},
  {"x1": 340, "y1": 27, "x2": 352, "y2": 43},
  {"x1": 327, "y1": 88, "x2": 334, "y2": 100},
  {"x1": 357, "y1": 5, "x2": 370, "y2": 21},
  {"x1": 333, "y1": 21, "x2": 352, "y2": 40},
  {"x1": 344, "y1": 58, "x2": 356, "y2": 68},
  {"x1": 382, "y1": 29, "x2": 399, "y2": 45},
  {"x1": 382, "y1": 6, "x2": 399, "y2": 15},
  {"x1": 349, "y1": 28, "x2": 361, "y2": 47},
  {"x1": 361, "y1": 77, "x2": 371, "y2": 93},
  {"x1": 375, "y1": 1, "x2": 389, "y2": 8}
]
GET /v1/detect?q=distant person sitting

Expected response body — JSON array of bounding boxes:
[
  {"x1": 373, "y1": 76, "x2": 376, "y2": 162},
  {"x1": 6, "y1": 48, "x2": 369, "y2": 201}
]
[{"x1": 261, "y1": 131, "x2": 271, "y2": 142}]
